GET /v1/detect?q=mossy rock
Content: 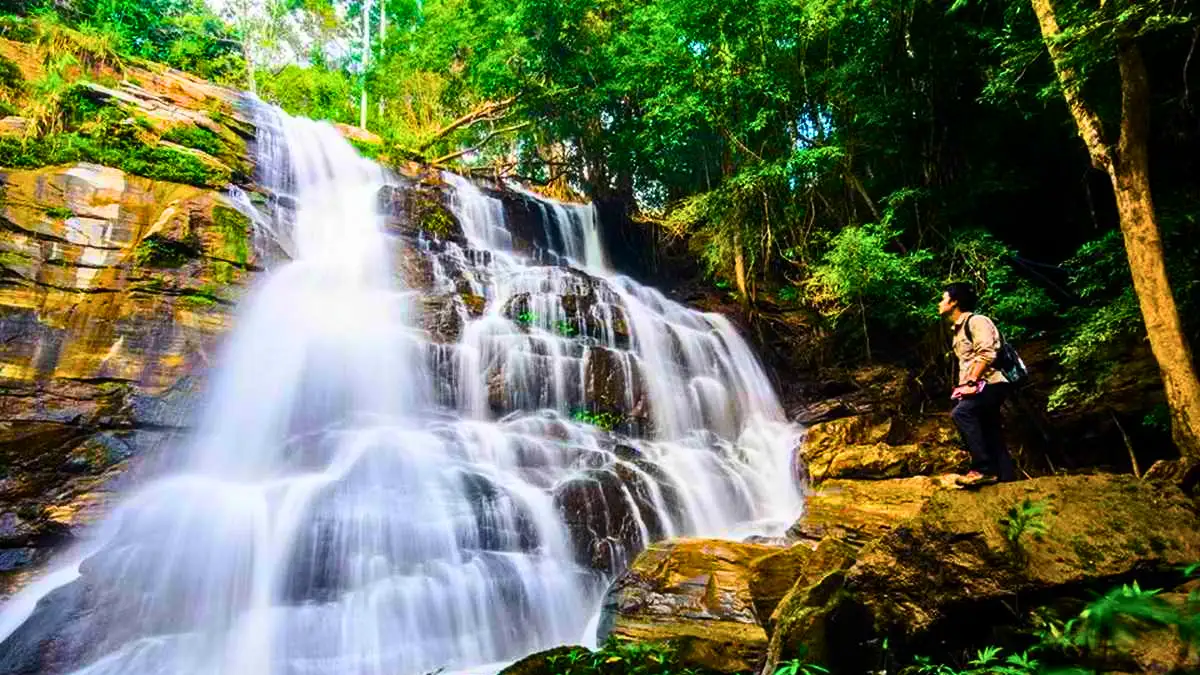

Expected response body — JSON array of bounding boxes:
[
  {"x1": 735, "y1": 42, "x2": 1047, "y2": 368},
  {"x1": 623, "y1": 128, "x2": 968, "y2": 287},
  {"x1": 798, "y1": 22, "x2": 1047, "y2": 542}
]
[{"x1": 846, "y1": 474, "x2": 1200, "y2": 637}]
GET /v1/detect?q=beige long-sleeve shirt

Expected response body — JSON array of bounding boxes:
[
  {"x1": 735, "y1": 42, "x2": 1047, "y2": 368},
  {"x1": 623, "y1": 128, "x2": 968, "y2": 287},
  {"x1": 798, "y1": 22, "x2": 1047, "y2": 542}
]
[{"x1": 952, "y1": 313, "x2": 1008, "y2": 386}]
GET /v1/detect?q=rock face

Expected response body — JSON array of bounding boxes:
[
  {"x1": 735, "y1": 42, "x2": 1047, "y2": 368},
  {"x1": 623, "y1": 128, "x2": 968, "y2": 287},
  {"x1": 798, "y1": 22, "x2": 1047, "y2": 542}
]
[
  {"x1": 0, "y1": 36, "x2": 259, "y2": 596},
  {"x1": 598, "y1": 538, "x2": 777, "y2": 673},
  {"x1": 600, "y1": 474, "x2": 1200, "y2": 674},
  {"x1": 0, "y1": 160, "x2": 256, "y2": 596},
  {"x1": 846, "y1": 474, "x2": 1200, "y2": 636},
  {"x1": 800, "y1": 413, "x2": 967, "y2": 482}
]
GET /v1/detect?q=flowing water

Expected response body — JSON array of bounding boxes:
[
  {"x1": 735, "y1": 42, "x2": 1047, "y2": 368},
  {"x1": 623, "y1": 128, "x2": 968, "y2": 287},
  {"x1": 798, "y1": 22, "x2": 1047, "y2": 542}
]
[{"x1": 0, "y1": 106, "x2": 804, "y2": 675}]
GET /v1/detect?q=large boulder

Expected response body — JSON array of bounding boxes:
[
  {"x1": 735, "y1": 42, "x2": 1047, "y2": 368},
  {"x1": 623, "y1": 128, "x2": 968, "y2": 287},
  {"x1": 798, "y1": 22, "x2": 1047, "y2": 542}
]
[
  {"x1": 766, "y1": 474, "x2": 1200, "y2": 672},
  {"x1": 800, "y1": 413, "x2": 967, "y2": 482},
  {"x1": 846, "y1": 474, "x2": 1200, "y2": 636},
  {"x1": 598, "y1": 538, "x2": 779, "y2": 673},
  {"x1": 787, "y1": 475, "x2": 959, "y2": 548}
]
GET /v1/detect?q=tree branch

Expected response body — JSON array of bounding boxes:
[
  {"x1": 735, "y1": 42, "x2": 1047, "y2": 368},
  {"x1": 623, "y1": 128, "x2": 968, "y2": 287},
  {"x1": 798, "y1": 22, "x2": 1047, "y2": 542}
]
[
  {"x1": 418, "y1": 96, "x2": 519, "y2": 151},
  {"x1": 430, "y1": 121, "x2": 531, "y2": 165}
]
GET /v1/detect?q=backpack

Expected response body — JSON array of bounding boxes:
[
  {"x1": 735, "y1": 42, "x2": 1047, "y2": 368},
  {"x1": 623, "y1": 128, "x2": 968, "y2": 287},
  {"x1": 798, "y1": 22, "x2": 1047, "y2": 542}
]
[{"x1": 963, "y1": 314, "x2": 1029, "y2": 386}]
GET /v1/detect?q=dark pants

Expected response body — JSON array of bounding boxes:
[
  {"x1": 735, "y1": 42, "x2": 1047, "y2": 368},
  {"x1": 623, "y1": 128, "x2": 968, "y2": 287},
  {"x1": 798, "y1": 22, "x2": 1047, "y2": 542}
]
[{"x1": 951, "y1": 382, "x2": 1014, "y2": 481}]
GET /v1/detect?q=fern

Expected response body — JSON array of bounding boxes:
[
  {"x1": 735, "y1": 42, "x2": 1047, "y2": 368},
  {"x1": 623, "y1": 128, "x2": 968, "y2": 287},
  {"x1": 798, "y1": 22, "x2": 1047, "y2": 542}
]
[{"x1": 1000, "y1": 498, "x2": 1049, "y2": 547}]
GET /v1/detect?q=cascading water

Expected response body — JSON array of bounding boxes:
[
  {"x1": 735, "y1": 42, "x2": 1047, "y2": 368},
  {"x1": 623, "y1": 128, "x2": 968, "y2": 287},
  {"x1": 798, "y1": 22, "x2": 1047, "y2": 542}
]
[{"x1": 0, "y1": 105, "x2": 804, "y2": 675}]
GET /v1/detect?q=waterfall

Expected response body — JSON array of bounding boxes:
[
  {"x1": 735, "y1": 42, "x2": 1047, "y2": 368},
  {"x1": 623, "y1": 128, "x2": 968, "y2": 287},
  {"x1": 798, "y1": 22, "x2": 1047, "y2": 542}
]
[{"x1": 0, "y1": 106, "x2": 804, "y2": 675}]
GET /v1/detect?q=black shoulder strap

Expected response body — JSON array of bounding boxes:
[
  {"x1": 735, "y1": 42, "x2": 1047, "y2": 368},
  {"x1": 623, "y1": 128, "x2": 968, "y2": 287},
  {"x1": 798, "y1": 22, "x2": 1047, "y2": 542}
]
[{"x1": 962, "y1": 313, "x2": 975, "y2": 342}]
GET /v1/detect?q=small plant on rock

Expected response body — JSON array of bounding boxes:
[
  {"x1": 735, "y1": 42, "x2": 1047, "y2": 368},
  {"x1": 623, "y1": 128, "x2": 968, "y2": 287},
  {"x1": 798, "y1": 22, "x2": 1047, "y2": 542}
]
[
  {"x1": 1000, "y1": 497, "x2": 1049, "y2": 552},
  {"x1": 774, "y1": 650, "x2": 829, "y2": 675},
  {"x1": 571, "y1": 408, "x2": 623, "y2": 432}
]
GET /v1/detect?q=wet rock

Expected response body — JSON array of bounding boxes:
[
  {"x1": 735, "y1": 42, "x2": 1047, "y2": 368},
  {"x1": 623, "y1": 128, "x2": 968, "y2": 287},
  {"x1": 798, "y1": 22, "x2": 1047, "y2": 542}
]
[
  {"x1": 420, "y1": 295, "x2": 465, "y2": 343},
  {"x1": 598, "y1": 538, "x2": 779, "y2": 673},
  {"x1": 378, "y1": 183, "x2": 465, "y2": 243},
  {"x1": 0, "y1": 578, "x2": 87, "y2": 674},
  {"x1": 583, "y1": 346, "x2": 649, "y2": 425},
  {"x1": 497, "y1": 645, "x2": 588, "y2": 675},
  {"x1": 553, "y1": 467, "x2": 667, "y2": 575},
  {"x1": 800, "y1": 414, "x2": 967, "y2": 482}
]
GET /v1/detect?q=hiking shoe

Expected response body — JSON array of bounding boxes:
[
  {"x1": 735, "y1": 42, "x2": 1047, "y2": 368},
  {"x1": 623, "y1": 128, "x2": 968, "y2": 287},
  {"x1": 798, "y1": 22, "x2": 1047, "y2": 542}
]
[{"x1": 956, "y1": 471, "x2": 998, "y2": 487}]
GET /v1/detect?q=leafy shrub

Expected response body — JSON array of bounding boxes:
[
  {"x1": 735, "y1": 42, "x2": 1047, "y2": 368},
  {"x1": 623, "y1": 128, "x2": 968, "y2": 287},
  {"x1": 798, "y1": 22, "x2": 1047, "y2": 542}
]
[
  {"x1": 257, "y1": 64, "x2": 356, "y2": 125},
  {"x1": 545, "y1": 639, "x2": 696, "y2": 675},
  {"x1": 806, "y1": 222, "x2": 934, "y2": 358},
  {"x1": 942, "y1": 230, "x2": 1056, "y2": 340},
  {"x1": 0, "y1": 106, "x2": 231, "y2": 187},
  {"x1": 0, "y1": 54, "x2": 24, "y2": 93}
]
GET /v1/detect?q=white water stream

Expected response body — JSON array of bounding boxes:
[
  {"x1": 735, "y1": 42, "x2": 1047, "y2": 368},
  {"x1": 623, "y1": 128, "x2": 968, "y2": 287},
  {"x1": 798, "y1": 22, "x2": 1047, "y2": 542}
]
[{"x1": 0, "y1": 106, "x2": 804, "y2": 675}]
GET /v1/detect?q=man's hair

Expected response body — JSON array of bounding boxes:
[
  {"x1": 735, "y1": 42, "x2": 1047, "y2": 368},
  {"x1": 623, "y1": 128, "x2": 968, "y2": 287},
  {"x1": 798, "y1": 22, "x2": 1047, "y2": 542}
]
[{"x1": 944, "y1": 282, "x2": 979, "y2": 312}]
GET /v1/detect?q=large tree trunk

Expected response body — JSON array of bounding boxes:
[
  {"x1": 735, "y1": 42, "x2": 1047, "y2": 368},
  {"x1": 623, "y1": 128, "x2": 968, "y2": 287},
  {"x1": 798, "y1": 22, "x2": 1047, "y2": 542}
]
[
  {"x1": 1031, "y1": 0, "x2": 1200, "y2": 459},
  {"x1": 1111, "y1": 44, "x2": 1200, "y2": 459}
]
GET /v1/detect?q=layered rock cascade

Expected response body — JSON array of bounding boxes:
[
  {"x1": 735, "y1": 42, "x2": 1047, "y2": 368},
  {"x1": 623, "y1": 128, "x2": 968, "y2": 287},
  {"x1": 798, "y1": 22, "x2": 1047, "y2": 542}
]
[{"x1": 0, "y1": 92, "x2": 805, "y2": 674}]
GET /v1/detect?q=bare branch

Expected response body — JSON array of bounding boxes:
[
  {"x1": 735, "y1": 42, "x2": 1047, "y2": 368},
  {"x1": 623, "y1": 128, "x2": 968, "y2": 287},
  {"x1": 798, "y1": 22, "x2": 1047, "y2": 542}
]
[
  {"x1": 430, "y1": 122, "x2": 531, "y2": 165},
  {"x1": 418, "y1": 96, "x2": 519, "y2": 151}
]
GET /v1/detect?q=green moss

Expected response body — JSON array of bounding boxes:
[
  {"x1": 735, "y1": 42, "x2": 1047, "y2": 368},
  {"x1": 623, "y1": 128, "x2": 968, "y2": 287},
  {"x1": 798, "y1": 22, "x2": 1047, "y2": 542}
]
[
  {"x1": 134, "y1": 236, "x2": 196, "y2": 268},
  {"x1": 571, "y1": 408, "x2": 624, "y2": 432},
  {"x1": 0, "y1": 16, "x2": 36, "y2": 43},
  {"x1": 1070, "y1": 536, "x2": 1105, "y2": 573},
  {"x1": 178, "y1": 290, "x2": 218, "y2": 308},
  {"x1": 43, "y1": 206, "x2": 73, "y2": 219},
  {"x1": 349, "y1": 137, "x2": 381, "y2": 159},
  {"x1": 0, "y1": 100, "x2": 16, "y2": 118},
  {"x1": 0, "y1": 54, "x2": 23, "y2": 93},
  {"x1": 0, "y1": 250, "x2": 31, "y2": 268},
  {"x1": 211, "y1": 205, "x2": 250, "y2": 265},
  {"x1": 0, "y1": 103, "x2": 231, "y2": 188},
  {"x1": 416, "y1": 198, "x2": 456, "y2": 239},
  {"x1": 162, "y1": 125, "x2": 224, "y2": 157}
]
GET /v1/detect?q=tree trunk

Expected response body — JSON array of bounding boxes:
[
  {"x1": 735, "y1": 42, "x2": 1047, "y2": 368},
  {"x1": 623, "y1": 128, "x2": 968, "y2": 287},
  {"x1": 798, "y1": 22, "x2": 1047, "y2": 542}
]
[
  {"x1": 1031, "y1": 0, "x2": 1200, "y2": 459},
  {"x1": 377, "y1": 0, "x2": 386, "y2": 119},
  {"x1": 241, "y1": 35, "x2": 256, "y2": 94},
  {"x1": 359, "y1": 0, "x2": 371, "y2": 130},
  {"x1": 1111, "y1": 45, "x2": 1200, "y2": 459},
  {"x1": 733, "y1": 232, "x2": 749, "y2": 305}
]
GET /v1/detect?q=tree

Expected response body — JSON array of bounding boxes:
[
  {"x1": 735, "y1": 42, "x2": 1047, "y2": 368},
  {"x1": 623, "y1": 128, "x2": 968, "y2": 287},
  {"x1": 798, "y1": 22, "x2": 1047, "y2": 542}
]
[{"x1": 1029, "y1": 0, "x2": 1200, "y2": 460}]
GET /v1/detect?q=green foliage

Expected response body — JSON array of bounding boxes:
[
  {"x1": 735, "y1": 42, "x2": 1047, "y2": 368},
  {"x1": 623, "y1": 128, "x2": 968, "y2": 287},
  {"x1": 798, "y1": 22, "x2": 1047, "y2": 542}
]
[
  {"x1": 554, "y1": 319, "x2": 578, "y2": 337},
  {"x1": 545, "y1": 639, "x2": 693, "y2": 675},
  {"x1": 912, "y1": 648, "x2": 1039, "y2": 675},
  {"x1": 133, "y1": 235, "x2": 196, "y2": 268},
  {"x1": 5, "y1": 1, "x2": 244, "y2": 85},
  {"x1": 161, "y1": 125, "x2": 224, "y2": 157},
  {"x1": 773, "y1": 649, "x2": 829, "y2": 675},
  {"x1": 257, "y1": 64, "x2": 356, "y2": 125},
  {"x1": 515, "y1": 310, "x2": 538, "y2": 327},
  {"x1": 806, "y1": 222, "x2": 934, "y2": 357},
  {"x1": 942, "y1": 231, "x2": 1056, "y2": 340},
  {"x1": 999, "y1": 498, "x2": 1050, "y2": 548},
  {"x1": 571, "y1": 408, "x2": 623, "y2": 432},
  {"x1": 0, "y1": 100, "x2": 231, "y2": 187},
  {"x1": 42, "y1": 206, "x2": 73, "y2": 219},
  {"x1": 1048, "y1": 232, "x2": 1143, "y2": 412}
]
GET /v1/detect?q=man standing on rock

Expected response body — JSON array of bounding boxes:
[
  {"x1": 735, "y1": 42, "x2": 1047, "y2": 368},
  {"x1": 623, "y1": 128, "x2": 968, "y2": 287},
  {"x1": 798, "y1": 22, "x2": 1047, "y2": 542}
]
[{"x1": 938, "y1": 282, "x2": 1014, "y2": 485}]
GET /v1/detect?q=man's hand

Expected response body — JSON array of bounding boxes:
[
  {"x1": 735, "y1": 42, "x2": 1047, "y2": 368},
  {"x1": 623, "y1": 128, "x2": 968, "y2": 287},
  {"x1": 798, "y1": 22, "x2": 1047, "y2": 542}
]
[{"x1": 951, "y1": 383, "x2": 979, "y2": 400}]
